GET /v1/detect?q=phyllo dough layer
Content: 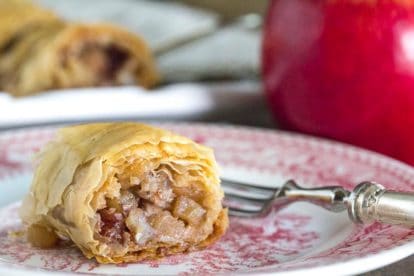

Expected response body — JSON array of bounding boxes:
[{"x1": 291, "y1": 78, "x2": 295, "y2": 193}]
[
  {"x1": 0, "y1": 0, "x2": 159, "y2": 96},
  {"x1": 20, "y1": 123, "x2": 228, "y2": 263}
]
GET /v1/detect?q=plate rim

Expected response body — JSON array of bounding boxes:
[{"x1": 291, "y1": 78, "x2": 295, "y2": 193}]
[{"x1": 0, "y1": 122, "x2": 414, "y2": 275}]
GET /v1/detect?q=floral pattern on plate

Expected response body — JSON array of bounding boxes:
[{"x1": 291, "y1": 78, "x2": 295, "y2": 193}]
[{"x1": 0, "y1": 123, "x2": 414, "y2": 275}]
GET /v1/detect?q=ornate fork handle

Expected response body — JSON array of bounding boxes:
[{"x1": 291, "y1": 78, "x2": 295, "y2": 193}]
[{"x1": 280, "y1": 180, "x2": 414, "y2": 227}]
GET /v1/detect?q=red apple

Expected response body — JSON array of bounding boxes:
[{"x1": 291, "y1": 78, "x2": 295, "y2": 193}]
[{"x1": 262, "y1": 0, "x2": 414, "y2": 165}]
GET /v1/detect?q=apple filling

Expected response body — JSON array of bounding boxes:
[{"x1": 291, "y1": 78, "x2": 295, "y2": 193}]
[
  {"x1": 94, "y1": 164, "x2": 211, "y2": 253},
  {"x1": 62, "y1": 43, "x2": 140, "y2": 87}
]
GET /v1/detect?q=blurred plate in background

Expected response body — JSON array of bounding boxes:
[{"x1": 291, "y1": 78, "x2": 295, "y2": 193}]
[{"x1": 0, "y1": 81, "x2": 266, "y2": 130}]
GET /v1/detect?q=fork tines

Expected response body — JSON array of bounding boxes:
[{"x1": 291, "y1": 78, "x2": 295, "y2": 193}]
[{"x1": 221, "y1": 179, "x2": 279, "y2": 217}]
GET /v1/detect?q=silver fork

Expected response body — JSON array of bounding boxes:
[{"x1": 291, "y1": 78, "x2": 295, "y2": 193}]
[{"x1": 222, "y1": 179, "x2": 414, "y2": 227}]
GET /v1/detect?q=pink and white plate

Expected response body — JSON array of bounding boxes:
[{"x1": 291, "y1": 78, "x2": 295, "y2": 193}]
[{"x1": 1, "y1": 123, "x2": 414, "y2": 275}]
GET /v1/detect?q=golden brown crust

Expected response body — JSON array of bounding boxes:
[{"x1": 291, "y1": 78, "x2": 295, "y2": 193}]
[
  {"x1": 20, "y1": 123, "x2": 228, "y2": 263},
  {"x1": 0, "y1": 0, "x2": 60, "y2": 48},
  {"x1": 0, "y1": 21, "x2": 66, "y2": 91},
  {"x1": 198, "y1": 209, "x2": 229, "y2": 248},
  {"x1": 0, "y1": 0, "x2": 159, "y2": 96},
  {"x1": 7, "y1": 23, "x2": 159, "y2": 96}
]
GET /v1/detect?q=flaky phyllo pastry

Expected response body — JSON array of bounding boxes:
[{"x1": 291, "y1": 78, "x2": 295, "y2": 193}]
[
  {"x1": 0, "y1": 0, "x2": 159, "y2": 96},
  {"x1": 19, "y1": 123, "x2": 228, "y2": 263}
]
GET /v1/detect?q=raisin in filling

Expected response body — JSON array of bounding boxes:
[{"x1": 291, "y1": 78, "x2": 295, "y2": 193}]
[{"x1": 98, "y1": 208, "x2": 126, "y2": 243}]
